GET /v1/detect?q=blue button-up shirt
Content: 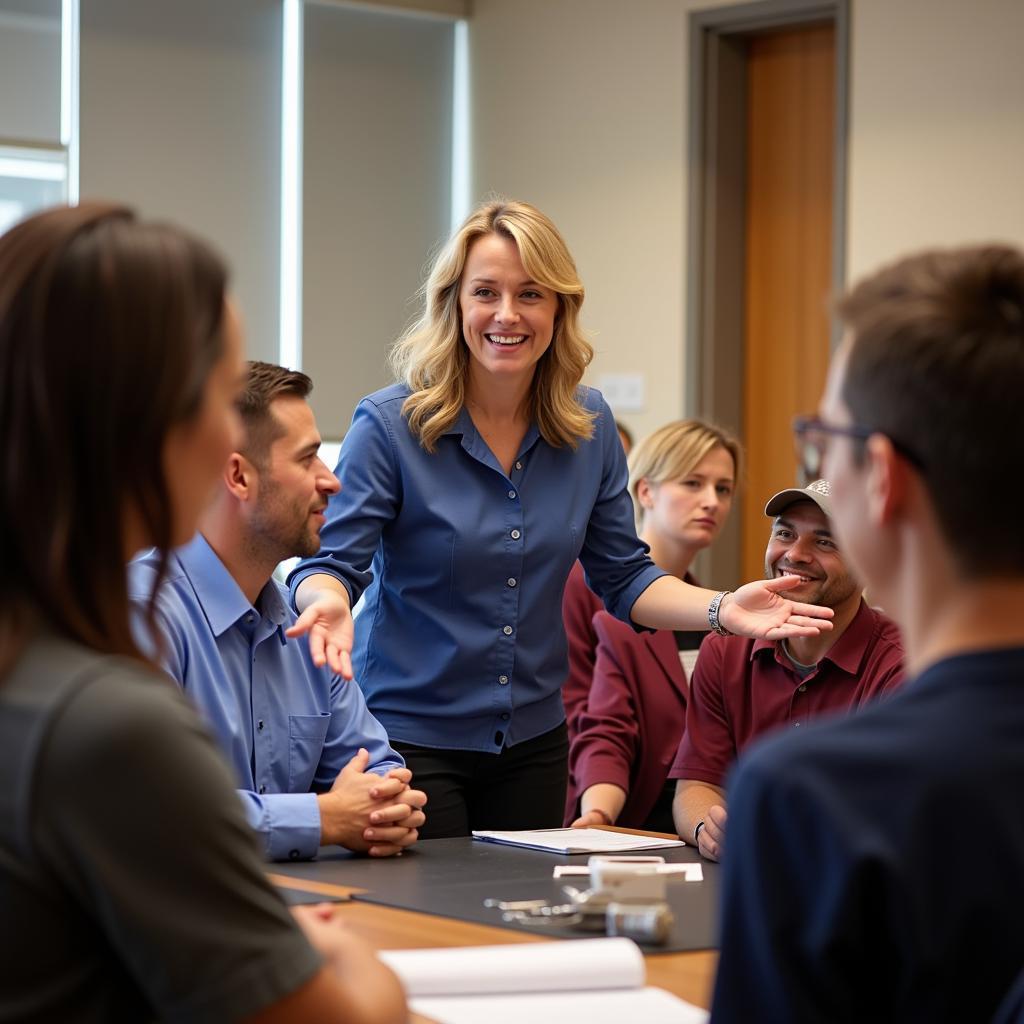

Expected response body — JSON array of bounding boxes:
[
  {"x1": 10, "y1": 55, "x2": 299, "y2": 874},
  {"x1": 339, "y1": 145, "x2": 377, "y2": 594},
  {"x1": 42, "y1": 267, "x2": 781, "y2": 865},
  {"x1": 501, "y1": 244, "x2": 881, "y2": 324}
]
[
  {"x1": 289, "y1": 383, "x2": 665, "y2": 753},
  {"x1": 129, "y1": 535, "x2": 403, "y2": 861}
]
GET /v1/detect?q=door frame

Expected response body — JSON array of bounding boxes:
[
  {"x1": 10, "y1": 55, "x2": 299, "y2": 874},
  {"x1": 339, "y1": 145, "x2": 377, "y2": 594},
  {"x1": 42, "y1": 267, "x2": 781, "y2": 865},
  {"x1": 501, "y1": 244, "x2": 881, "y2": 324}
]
[{"x1": 685, "y1": 0, "x2": 849, "y2": 588}]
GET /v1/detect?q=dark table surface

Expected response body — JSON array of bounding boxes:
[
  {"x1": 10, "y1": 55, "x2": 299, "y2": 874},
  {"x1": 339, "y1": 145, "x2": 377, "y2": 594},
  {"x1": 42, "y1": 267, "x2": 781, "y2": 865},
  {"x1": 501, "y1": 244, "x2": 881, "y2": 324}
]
[{"x1": 270, "y1": 836, "x2": 720, "y2": 953}]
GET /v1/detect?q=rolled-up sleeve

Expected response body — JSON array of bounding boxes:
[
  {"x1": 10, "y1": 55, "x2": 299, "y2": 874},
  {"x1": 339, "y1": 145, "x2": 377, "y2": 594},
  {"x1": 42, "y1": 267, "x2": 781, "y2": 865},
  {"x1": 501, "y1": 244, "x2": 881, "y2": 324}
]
[
  {"x1": 577, "y1": 400, "x2": 666, "y2": 624},
  {"x1": 288, "y1": 396, "x2": 402, "y2": 606}
]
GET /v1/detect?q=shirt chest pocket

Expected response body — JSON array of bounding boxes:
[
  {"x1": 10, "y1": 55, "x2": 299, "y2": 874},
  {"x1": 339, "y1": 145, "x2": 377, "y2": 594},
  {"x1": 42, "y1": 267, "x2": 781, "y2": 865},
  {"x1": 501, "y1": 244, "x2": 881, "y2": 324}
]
[{"x1": 287, "y1": 713, "x2": 331, "y2": 793}]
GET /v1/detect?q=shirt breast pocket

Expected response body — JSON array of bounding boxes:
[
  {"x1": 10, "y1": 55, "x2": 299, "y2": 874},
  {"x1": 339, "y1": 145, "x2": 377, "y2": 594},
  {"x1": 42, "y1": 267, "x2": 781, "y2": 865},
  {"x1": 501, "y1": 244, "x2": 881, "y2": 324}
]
[{"x1": 287, "y1": 712, "x2": 331, "y2": 793}]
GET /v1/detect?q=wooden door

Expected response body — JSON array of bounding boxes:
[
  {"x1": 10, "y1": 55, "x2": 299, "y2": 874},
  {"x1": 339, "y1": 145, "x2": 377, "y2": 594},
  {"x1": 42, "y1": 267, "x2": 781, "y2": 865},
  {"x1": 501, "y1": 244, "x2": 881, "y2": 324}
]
[{"x1": 740, "y1": 24, "x2": 834, "y2": 582}]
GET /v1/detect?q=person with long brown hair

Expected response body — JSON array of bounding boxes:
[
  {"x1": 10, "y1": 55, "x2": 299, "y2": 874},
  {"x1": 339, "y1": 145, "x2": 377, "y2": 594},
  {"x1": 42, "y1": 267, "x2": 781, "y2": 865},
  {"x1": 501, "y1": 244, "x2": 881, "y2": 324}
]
[
  {"x1": 286, "y1": 198, "x2": 833, "y2": 838},
  {"x1": 0, "y1": 203, "x2": 405, "y2": 1023}
]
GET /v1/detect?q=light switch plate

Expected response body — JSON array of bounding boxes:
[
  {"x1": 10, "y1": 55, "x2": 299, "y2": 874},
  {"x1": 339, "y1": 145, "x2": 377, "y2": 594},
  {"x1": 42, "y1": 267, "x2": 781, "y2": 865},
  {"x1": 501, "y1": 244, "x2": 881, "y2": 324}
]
[{"x1": 597, "y1": 373, "x2": 645, "y2": 412}]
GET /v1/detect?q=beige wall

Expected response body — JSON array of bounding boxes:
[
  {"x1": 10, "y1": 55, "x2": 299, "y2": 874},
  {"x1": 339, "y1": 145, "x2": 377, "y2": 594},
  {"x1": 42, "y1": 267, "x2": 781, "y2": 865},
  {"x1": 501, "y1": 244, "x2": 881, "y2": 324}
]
[
  {"x1": 847, "y1": 0, "x2": 1024, "y2": 280},
  {"x1": 79, "y1": 0, "x2": 284, "y2": 363},
  {"x1": 469, "y1": 0, "x2": 1024, "y2": 439},
  {"x1": 302, "y1": 4, "x2": 454, "y2": 439}
]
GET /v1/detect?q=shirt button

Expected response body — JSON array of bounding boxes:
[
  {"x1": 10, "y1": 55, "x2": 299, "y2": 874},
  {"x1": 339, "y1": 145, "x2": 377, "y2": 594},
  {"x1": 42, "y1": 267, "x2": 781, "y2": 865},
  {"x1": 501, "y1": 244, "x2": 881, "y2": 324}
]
[
  {"x1": 257, "y1": 719, "x2": 265, "y2": 731},
  {"x1": 515, "y1": 461, "x2": 522, "y2": 470},
  {"x1": 507, "y1": 577, "x2": 517, "y2": 587},
  {"x1": 798, "y1": 684, "x2": 807, "y2": 693},
  {"x1": 258, "y1": 784, "x2": 267, "y2": 794},
  {"x1": 245, "y1": 613, "x2": 255, "y2": 624},
  {"x1": 510, "y1": 529, "x2": 521, "y2": 540},
  {"x1": 289, "y1": 849, "x2": 300, "y2": 860},
  {"x1": 498, "y1": 675, "x2": 509, "y2": 684},
  {"x1": 502, "y1": 625, "x2": 513, "y2": 635},
  {"x1": 508, "y1": 490, "x2": 516, "y2": 499},
  {"x1": 501, "y1": 713, "x2": 510, "y2": 721}
]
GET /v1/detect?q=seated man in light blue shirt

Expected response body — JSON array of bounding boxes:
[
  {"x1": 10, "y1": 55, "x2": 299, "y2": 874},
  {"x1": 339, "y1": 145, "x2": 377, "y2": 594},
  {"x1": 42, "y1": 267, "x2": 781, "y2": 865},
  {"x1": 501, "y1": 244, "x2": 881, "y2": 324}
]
[{"x1": 130, "y1": 361, "x2": 426, "y2": 861}]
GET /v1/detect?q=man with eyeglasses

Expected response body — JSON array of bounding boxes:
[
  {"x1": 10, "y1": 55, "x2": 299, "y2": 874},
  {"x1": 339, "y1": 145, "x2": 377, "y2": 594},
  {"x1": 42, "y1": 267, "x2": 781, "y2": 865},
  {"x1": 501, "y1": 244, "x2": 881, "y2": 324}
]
[
  {"x1": 671, "y1": 479, "x2": 905, "y2": 863},
  {"x1": 711, "y1": 245, "x2": 1024, "y2": 1023}
]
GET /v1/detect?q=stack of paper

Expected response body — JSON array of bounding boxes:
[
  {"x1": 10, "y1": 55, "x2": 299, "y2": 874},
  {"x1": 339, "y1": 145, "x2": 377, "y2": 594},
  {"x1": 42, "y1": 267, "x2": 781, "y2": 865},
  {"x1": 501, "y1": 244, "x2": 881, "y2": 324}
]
[
  {"x1": 471, "y1": 828, "x2": 686, "y2": 854},
  {"x1": 379, "y1": 936, "x2": 709, "y2": 1024}
]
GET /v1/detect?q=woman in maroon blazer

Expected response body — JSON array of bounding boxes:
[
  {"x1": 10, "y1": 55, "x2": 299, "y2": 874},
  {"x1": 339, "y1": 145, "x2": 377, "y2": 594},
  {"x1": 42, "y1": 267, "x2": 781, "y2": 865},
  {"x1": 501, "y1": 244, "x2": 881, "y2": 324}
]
[{"x1": 566, "y1": 419, "x2": 740, "y2": 832}]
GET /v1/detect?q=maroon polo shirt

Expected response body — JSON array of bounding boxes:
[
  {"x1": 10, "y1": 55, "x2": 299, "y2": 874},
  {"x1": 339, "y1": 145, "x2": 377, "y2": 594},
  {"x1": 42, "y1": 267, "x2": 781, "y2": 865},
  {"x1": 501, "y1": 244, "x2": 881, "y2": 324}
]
[{"x1": 669, "y1": 600, "x2": 905, "y2": 788}]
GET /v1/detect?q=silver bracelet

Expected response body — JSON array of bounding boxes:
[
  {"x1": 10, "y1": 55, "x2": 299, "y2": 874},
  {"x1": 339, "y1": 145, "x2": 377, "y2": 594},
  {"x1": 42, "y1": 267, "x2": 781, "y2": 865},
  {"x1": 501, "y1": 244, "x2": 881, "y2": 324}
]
[{"x1": 708, "y1": 590, "x2": 732, "y2": 636}]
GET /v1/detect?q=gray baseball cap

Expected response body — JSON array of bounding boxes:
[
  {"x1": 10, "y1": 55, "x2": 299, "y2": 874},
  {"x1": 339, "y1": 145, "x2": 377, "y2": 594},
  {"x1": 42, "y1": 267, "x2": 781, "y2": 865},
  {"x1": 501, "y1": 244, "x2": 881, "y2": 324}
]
[{"x1": 764, "y1": 478, "x2": 833, "y2": 519}]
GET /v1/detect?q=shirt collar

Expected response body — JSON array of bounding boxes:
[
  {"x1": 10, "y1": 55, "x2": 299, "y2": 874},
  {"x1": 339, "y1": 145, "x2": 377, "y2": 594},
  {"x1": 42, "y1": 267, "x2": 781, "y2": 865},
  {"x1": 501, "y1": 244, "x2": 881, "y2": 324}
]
[
  {"x1": 443, "y1": 404, "x2": 476, "y2": 438},
  {"x1": 751, "y1": 598, "x2": 874, "y2": 675},
  {"x1": 443, "y1": 404, "x2": 542, "y2": 462},
  {"x1": 175, "y1": 533, "x2": 288, "y2": 639}
]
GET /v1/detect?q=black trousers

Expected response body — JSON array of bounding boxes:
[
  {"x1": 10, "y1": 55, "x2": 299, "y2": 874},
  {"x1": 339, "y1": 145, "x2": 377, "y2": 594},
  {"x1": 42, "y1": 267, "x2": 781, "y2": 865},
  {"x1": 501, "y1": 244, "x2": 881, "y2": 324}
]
[{"x1": 393, "y1": 723, "x2": 569, "y2": 839}]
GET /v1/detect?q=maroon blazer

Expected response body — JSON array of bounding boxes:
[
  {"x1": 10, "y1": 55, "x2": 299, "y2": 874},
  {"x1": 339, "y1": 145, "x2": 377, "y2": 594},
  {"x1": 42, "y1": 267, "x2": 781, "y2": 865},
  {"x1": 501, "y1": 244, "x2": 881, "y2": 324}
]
[
  {"x1": 561, "y1": 561, "x2": 604, "y2": 742},
  {"x1": 566, "y1": 610, "x2": 689, "y2": 829}
]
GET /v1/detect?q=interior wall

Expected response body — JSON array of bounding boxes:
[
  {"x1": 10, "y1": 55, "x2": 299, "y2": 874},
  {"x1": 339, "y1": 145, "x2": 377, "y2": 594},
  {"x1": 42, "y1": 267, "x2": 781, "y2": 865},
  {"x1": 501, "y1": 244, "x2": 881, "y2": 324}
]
[
  {"x1": 0, "y1": 3, "x2": 61, "y2": 145},
  {"x1": 469, "y1": 0, "x2": 1024, "y2": 441},
  {"x1": 469, "y1": 0, "x2": 731, "y2": 443},
  {"x1": 44, "y1": 0, "x2": 1024, "y2": 440},
  {"x1": 846, "y1": 0, "x2": 1024, "y2": 280},
  {"x1": 303, "y1": 4, "x2": 454, "y2": 439},
  {"x1": 79, "y1": 0, "x2": 283, "y2": 363}
]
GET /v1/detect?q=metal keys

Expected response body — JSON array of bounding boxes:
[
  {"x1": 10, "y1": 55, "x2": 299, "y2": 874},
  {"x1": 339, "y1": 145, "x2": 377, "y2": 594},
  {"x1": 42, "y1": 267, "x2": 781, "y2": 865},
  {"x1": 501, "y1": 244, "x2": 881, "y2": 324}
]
[{"x1": 483, "y1": 884, "x2": 674, "y2": 945}]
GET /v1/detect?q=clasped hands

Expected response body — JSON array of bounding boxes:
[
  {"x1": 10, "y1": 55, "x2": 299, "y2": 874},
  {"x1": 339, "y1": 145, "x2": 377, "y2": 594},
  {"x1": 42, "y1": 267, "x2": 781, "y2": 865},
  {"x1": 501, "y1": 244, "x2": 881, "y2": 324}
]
[{"x1": 318, "y1": 748, "x2": 427, "y2": 858}]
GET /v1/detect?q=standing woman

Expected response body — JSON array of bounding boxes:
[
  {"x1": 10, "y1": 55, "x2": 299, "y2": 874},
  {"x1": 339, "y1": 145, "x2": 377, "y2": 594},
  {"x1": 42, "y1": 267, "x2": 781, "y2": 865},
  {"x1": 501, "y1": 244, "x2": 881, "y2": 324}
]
[
  {"x1": 567, "y1": 420, "x2": 740, "y2": 832},
  {"x1": 0, "y1": 204, "x2": 404, "y2": 1023},
  {"x1": 289, "y1": 199, "x2": 830, "y2": 838}
]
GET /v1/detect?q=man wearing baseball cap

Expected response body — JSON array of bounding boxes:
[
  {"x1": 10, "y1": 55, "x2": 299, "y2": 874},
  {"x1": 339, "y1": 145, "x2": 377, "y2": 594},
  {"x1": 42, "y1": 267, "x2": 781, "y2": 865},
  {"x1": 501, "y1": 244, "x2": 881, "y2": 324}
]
[{"x1": 670, "y1": 479, "x2": 905, "y2": 862}]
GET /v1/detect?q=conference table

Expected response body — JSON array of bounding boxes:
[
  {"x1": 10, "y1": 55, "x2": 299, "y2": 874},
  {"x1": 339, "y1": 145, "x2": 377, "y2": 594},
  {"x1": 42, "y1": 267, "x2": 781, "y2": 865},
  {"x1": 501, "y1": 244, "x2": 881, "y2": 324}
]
[{"x1": 268, "y1": 827, "x2": 719, "y2": 1015}]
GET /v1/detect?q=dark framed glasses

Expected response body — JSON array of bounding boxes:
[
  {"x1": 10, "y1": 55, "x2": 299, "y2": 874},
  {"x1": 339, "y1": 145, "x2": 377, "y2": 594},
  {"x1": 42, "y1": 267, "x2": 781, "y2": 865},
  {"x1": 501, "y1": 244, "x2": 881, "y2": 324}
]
[{"x1": 792, "y1": 415, "x2": 925, "y2": 486}]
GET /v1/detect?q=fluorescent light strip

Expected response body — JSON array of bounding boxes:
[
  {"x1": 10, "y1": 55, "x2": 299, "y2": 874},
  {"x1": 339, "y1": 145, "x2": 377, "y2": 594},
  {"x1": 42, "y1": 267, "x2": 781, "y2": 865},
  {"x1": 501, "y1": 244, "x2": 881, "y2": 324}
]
[
  {"x1": 60, "y1": 0, "x2": 80, "y2": 204},
  {"x1": 450, "y1": 18, "x2": 471, "y2": 233},
  {"x1": 279, "y1": 0, "x2": 303, "y2": 370}
]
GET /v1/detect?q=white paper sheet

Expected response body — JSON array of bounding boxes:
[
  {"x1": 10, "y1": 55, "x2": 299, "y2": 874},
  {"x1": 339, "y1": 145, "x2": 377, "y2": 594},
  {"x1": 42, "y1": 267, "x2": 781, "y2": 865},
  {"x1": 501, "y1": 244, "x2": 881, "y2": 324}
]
[
  {"x1": 471, "y1": 828, "x2": 686, "y2": 854},
  {"x1": 380, "y1": 937, "x2": 644, "y2": 998},
  {"x1": 411, "y1": 987, "x2": 709, "y2": 1024}
]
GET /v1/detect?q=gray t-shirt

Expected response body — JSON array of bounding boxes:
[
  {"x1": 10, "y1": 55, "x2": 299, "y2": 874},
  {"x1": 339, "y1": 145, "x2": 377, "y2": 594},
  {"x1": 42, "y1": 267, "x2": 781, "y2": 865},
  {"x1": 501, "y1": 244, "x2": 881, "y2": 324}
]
[{"x1": 0, "y1": 632, "x2": 322, "y2": 1022}]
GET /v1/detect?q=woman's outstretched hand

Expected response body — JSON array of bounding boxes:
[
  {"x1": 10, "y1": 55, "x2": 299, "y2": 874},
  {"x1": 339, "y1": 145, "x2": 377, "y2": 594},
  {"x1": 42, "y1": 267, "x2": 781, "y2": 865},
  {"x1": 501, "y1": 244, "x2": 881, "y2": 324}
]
[
  {"x1": 720, "y1": 575, "x2": 835, "y2": 640},
  {"x1": 286, "y1": 588, "x2": 354, "y2": 679}
]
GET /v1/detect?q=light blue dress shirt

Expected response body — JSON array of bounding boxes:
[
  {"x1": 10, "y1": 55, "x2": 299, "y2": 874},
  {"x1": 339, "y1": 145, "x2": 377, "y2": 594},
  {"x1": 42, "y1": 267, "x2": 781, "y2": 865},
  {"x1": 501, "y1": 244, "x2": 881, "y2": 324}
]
[
  {"x1": 289, "y1": 383, "x2": 666, "y2": 754},
  {"x1": 129, "y1": 534, "x2": 404, "y2": 861}
]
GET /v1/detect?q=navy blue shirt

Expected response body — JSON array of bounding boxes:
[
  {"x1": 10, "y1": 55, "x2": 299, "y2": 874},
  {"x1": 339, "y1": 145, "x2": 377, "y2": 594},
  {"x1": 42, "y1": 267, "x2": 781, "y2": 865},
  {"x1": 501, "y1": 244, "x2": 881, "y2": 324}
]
[
  {"x1": 712, "y1": 646, "x2": 1024, "y2": 1024},
  {"x1": 994, "y1": 969, "x2": 1024, "y2": 1024},
  {"x1": 290, "y1": 384, "x2": 665, "y2": 753}
]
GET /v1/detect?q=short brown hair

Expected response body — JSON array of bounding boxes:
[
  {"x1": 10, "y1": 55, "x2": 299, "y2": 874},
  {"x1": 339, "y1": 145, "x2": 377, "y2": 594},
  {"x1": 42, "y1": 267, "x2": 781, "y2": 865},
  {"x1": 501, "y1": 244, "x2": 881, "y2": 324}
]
[
  {"x1": 838, "y1": 244, "x2": 1024, "y2": 578},
  {"x1": 237, "y1": 361, "x2": 312, "y2": 465},
  {"x1": 0, "y1": 202, "x2": 228, "y2": 669}
]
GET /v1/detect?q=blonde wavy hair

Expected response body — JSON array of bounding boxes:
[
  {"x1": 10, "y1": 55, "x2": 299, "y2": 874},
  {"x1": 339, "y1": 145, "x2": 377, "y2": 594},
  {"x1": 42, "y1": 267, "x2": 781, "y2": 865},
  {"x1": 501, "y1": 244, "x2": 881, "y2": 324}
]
[
  {"x1": 390, "y1": 199, "x2": 595, "y2": 451},
  {"x1": 627, "y1": 419, "x2": 743, "y2": 530}
]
